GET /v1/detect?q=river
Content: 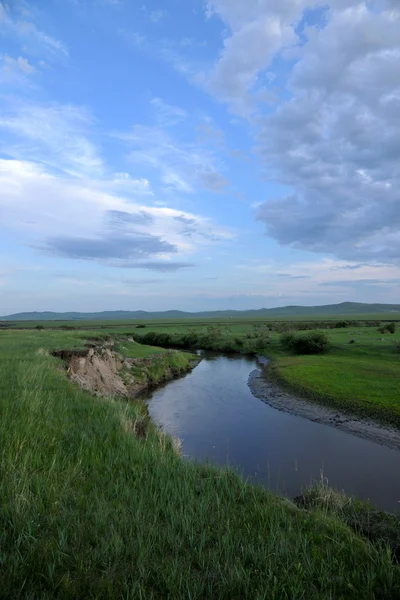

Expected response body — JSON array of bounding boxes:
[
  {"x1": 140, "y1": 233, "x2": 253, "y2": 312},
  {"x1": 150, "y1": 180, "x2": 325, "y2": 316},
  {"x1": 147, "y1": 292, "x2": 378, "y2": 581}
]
[{"x1": 145, "y1": 354, "x2": 400, "y2": 513}]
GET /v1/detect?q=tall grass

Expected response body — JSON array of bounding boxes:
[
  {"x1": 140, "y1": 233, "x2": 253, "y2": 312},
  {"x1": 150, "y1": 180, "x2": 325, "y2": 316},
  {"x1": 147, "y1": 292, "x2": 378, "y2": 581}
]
[{"x1": 0, "y1": 330, "x2": 399, "y2": 598}]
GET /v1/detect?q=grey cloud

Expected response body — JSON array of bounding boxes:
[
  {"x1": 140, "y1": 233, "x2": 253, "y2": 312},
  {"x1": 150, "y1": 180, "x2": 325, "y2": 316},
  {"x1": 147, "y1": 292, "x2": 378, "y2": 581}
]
[
  {"x1": 173, "y1": 215, "x2": 224, "y2": 241},
  {"x1": 40, "y1": 233, "x2": 176, "y2": 261},
  {"x1": 122, "y1": 278, "x2": 161, "y2": 285},
  {"x1": 118, "y1": 261, "x2": 194, "y2": 272},
  {"x1": 197, "y1": 168, "x2": 229, "y2": 193},
  {"x1": 277, "y1": 274, "x2": 310, "y2": 279},
  {"x1": 196, "y1": 123, "x2": 225, "y2": 147},
  {"x1": 320, "y1": 278, "x2": 400, "y2": 287},
  {"x1": 256, "y1": 4, "x2": 400, "y2": 263},
  {"x1": 108, "y1": 210, "x2": 153, "y2": 226},
  {"x1": 174, "y1": 215, "x2": 197, "y2": 225},
  {"x1": 330, "y1": 264, "x2": 373, "y2": 271}
]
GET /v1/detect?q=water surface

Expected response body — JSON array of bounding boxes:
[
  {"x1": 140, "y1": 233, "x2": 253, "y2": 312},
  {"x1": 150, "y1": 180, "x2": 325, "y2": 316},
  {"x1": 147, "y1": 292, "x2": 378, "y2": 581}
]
[{"x1": 145, "y1": 354, "x2": 400, "y2": 513}]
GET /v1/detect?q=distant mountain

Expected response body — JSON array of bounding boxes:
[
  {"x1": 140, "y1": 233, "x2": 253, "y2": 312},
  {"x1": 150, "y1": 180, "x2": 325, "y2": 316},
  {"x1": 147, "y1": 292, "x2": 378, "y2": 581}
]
[{"x1": 1, "y1": 302, "x2": 400, "y2": 321}]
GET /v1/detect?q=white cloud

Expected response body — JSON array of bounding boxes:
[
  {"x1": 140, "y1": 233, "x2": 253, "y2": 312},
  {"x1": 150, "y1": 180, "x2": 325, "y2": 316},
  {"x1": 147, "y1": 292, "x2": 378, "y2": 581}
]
[
  {"x1": 3, "y1": 11, "x2": 68, "y2": 59},
  {"x1": 205, "y1": 1, "x2": 400, "y2": 263},
  {"x1": 205, "y1": 0, "x2": 314, "y2": 114},
  {"x1": 0, "y1": 159, "x2": 233, "y2": 269},
  {"x1": 2, "y1": 54, "x2": 35, "y2": 74},
  {"x1": 256, "y1": 3, "x2": 400, "y2": 263},
  {"x1": 117, "y1": 124, "x2": 229, "y2": 194},
  {"x1": 0, "y1": 102, "x2": 103, "y2": 177},
  {"x1": 208, "y1": 16, "x2": 293, "y2": 115},
  {"x1": 0, "y1": 54, "x2": 36, "y2": 86},
  {"x1": 150, "y1": 97, "x2": 187, "y2": 127},
  {"x1": 149, "y1": 9, "x2": 167, "y2": 23}
]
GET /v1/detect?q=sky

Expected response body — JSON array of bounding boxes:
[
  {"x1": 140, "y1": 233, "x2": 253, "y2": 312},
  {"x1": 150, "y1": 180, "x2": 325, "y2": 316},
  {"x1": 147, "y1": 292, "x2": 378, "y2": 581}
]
[{"x1": 0, "y1": 0, "x2": 400, "y2": 314}]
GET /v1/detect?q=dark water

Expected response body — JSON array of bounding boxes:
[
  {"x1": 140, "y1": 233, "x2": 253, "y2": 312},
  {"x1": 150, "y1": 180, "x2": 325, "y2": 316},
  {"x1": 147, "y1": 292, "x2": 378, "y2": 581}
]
[{"x1": 145, "y1": 355, "x2": 400, "y2": 513}]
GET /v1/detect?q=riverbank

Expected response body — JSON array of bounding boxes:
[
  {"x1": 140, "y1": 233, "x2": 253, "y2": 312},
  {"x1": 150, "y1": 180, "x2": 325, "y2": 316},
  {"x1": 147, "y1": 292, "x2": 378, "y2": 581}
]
[
  {"x1": 1, "y1": 329, "x2": 399, "y2": 598},
  {"x1": 56, "y1": 338, "x2": 200, "y2": 399},
  {"x1": 132, "y1": 325, "x2": 400, "y2": 429},
  {"x1": 249, "y1": 367, "x2": 400, "y2": 451},
  {"x1": 263, "y1": 329, "x2": 400, "y2": 428}
]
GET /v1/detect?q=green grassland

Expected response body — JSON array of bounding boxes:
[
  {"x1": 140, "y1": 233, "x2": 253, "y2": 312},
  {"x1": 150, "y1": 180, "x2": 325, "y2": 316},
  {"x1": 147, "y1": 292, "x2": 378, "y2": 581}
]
[
  {"x1": 267, "y1": 327, "x2": 400, "y2": 427},
  {"x1": 3, "y1": 311, "x2": 400, "y2": 331},
  {"x1": 123, "y1": 321, "x2": 400, "y2": 426},
  {"x1": 1, "y1": 327, "x2": 399, "y2": 598},
  {"x1": 16, "y1": 316, "x2": 400, "y2": 425}
]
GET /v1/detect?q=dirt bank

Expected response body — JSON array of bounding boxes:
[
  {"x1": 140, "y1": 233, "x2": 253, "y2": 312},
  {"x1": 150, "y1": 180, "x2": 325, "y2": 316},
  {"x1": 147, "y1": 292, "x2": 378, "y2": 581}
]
[
  {"x1": 249, "y1": 366, "x2": 400, "y2": 451},
  {"x1": 55, "y1": 345, "x2": 200, "y2": 398}
]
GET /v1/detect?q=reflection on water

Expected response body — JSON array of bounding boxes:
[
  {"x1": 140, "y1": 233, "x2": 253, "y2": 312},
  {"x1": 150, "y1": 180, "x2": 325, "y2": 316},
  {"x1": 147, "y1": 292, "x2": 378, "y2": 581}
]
[{"x1": 145, "y1": 354, "x2": 400, "y2": 513}]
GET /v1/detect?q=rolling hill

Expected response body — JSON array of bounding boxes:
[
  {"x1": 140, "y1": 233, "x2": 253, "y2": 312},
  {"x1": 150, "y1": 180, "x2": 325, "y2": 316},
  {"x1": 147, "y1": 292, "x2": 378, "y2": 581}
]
[{"x1": 1, "y1": 302, "x2": 400, "y2": 321}]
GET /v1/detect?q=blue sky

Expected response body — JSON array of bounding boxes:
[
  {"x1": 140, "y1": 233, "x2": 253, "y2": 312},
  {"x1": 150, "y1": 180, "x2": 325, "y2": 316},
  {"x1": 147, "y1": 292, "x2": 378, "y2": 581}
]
[{"x1": 1, "y1": 0, "x2": 399, "y2": 313}]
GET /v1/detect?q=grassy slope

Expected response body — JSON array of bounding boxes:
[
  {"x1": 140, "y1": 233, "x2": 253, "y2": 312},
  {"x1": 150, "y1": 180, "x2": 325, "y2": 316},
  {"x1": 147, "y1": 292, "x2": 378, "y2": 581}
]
[
  {"x1": 1, "y1": 330, "x2": 399, "y2": 599},
  {"x1": 268, "y1": 328, "x2": 400, "y2": 426},
  {"x1": 116, "y1": 339, "x2": 198, "y2": 387}
]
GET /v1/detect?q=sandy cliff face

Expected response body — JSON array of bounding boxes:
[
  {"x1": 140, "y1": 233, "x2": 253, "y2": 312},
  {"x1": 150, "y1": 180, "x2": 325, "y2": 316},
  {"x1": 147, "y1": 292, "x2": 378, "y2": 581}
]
[{"x1": 67, "y1": 347, "x2": 131, "y2": 397}]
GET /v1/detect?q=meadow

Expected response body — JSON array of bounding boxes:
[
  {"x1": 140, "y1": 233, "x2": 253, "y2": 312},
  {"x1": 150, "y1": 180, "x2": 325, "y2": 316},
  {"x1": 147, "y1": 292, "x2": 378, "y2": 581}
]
[
  {"x1": 1, "y1": 327, "x2": 400, "y2": 598},
  {"x1": 4, "y1": 315, "x2": 400, "y2": 425},
  {"x1": 125, "y1": 319, "x2": 400, "y2": 427}
]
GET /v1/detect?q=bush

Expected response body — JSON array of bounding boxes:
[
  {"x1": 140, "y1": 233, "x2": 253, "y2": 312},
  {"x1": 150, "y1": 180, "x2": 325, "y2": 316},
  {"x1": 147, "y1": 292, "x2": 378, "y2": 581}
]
[
  {"x1": 281, "y1": 331, "x2": 330, "y2": 355},
  {"x1": 140, "y1": 332, "x2": 173, "y2": 347},
  {"x1": 378, "y1": 323, "x2": 397, "y2": 335},
  {"x1": 136, "y1": 324, "x2": 146, "y2": 329},
  {"x1": 180, "y1": 331, "x2": 199, "y2": 348},
  {"x1": 280, "y1": 332, "x2": 296, "y2": 350},
  {"x1": 35, "y1": 325, "x2": 45, "y2": 330},
  {"x1": 335, "y1": 320, "x2": 349, "y2": 329}
]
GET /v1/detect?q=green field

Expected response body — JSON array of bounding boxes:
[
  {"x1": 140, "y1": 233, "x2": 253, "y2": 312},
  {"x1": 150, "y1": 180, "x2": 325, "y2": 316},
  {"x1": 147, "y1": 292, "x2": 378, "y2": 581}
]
[
  {"x1": 1, "y1": 327, "x2": 399, "y2": 598},
  {"x1": 125, "y1": 320, "x2": 400, "y2": 427},
  {"x1": 268, "y1": 327, "x2": 400, "y2": 427},
  {"x1": 3, "y1": 312, "x2": 400, "y2": 330},
  {"x1": 5, "y1": 316, "x2": 400, "y2": 425}
]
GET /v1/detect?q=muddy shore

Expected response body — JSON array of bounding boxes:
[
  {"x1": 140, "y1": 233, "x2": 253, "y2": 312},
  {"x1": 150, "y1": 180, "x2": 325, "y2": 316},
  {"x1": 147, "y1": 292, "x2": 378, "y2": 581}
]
[{"x1": 248, "y1": 366, "x2": 400, "y2": 452}]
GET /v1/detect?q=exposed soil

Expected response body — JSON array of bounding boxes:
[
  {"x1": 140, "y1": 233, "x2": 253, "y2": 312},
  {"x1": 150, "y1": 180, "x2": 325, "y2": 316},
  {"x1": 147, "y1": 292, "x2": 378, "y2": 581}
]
[
  {"x1": 66, "y1": 347, "x2": 131, "y2": 397},
  {"x1": 249, "y1": 365, "x2": 400, "y2": 451},
  {"x1": 54, "y1": 344, "x2": 200, "y2": 399}
]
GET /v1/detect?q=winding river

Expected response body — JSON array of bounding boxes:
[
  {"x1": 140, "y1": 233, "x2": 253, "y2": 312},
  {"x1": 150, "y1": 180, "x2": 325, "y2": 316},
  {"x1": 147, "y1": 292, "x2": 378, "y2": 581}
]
[{"x1": 144, "y1": 354, "x2": 400, "y2": 513}]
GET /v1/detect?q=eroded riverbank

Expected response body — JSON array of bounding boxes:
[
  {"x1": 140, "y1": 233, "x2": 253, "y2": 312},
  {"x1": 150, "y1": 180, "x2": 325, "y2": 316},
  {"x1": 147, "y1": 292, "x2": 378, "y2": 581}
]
[{"x1": 55, "y1": 342, "x2": 200, "y2": 398}]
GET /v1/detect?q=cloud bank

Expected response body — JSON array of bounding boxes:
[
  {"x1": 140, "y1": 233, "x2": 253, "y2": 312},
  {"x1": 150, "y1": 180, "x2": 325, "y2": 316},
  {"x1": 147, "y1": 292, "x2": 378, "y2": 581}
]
[{"x1": 207, "y1": 1, "x2": 400, "y2": 264}]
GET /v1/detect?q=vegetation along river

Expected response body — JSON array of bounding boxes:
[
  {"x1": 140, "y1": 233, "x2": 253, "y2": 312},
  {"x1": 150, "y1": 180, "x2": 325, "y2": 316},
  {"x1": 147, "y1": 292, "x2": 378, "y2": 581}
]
[{"x1": 144, "y1": 354, "x2": 400, "y2": 514}]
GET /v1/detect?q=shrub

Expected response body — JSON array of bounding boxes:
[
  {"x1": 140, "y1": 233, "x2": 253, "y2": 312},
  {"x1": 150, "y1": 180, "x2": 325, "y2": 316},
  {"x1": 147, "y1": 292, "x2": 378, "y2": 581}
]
[
  {"x1": 140, "y1": 332, "x2": 173, "y2": 347},
  {"x1": 35, "y1": 325, "x2": 45, "y2": 330},
  {"x1": 136, "y1": 324, "x2": 146, "y2": 329},
  {"x1": 335, "y1": 320, "x2": 349, "y2": 329},
  {"x1": 378, "y1": 323, "x2": 397, "y2": 335},
  {"x1": 180, "y1": 331, "x2": 199, "y2": 348},
  {"x1": 280, "y1": 332, "x2": 296, "y2": 350},
  {"x1": 281, "y1": 331, "x2": 330, "y2": 355}
]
